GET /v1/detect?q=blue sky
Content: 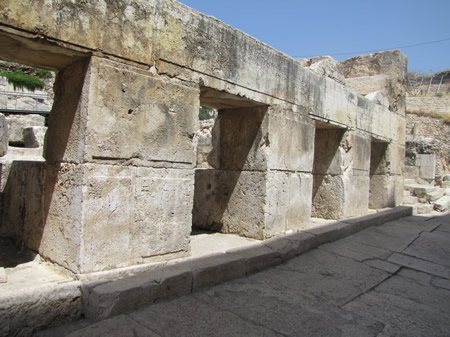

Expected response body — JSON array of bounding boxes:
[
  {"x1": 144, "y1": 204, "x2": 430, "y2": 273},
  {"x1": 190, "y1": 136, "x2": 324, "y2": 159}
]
[{"x1": 178, "y1": 0, "x2": 450, "y2": 73}]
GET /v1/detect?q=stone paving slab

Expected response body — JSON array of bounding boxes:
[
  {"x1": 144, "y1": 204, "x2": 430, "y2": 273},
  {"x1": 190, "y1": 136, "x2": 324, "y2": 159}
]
[
  {"x1": 33, "y1": 211, "x2": 450, "y2": 337},
  {"x1": 343, "y1": 289, "x2": 450, "y2": 337}
]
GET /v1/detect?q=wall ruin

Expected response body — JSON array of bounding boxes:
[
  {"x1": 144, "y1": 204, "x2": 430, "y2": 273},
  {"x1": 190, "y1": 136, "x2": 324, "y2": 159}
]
[{"x1": 0, "y1": 0, "x2": 406, "y2": 273}]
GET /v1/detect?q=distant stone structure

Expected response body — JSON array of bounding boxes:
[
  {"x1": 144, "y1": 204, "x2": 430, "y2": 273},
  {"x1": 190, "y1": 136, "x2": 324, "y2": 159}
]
[{"x1": 0, "y1": 0, "x2": 406, "y2": 273}]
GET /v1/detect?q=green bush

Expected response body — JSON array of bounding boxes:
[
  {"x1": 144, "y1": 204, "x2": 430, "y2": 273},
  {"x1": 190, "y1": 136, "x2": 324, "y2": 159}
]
[
  {"x1": 35, "y1": 68, "x2": 53, "y2": 79},
  {"x1": 199, "y1": 106, "x2": 215, "y2": 120},
  {"x1": 0, "y1": 71, "x2": 45, "y2": 92},
  {"x1": 435, "y1": 92, "x2": 444, "y2": 97}
]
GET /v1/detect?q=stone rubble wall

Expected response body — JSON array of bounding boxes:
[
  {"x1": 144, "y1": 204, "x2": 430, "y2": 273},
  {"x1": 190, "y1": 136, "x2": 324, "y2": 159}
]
[{"x1": 406, "y1": 96, "x2": 450, "y2": 115}]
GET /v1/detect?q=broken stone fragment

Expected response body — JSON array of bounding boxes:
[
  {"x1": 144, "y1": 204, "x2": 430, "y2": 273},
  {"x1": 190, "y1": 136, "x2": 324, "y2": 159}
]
[{"x1": 23, "y1": 126, "x2": 47, "y2": 148}]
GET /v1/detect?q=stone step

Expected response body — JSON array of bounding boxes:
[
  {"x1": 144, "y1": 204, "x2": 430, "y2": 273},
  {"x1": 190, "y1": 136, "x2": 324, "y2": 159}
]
[
  {"x1": 403, "y1": 195, "x2": 418, "y2": 204},
  {"x1": 434, "y1": 196, "x2": 450, "y2": 212},
  {"x1": 404, "y1": 178, "x2": 417, "y2": 185},
  {"x1": 412, "y1": 203, "x2": 435, "y2": 215},
  {"x1": 404, "y1": 184, "x2": 439, "y2": 197},
  {"x1": 426, "y1": 189, "x2": 445, "y2": 202}
]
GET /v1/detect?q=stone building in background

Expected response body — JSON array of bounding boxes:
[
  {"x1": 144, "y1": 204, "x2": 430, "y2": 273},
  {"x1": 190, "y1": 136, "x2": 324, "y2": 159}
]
[{"x1": 0, "y1": 0, "x2": 406, "y2": 274}]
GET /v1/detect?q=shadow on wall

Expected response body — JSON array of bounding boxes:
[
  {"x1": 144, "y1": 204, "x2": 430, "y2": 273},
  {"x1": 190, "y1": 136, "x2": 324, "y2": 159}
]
[
  {"x1": 192, "y1": 105, "x2": 267, "y2": 237},
  {"x1": 312, "y1": 127, "x2": 346, "y2": 219},
  {"x1": 0, "y1": 58, "x2": 90, "y2": 263}
]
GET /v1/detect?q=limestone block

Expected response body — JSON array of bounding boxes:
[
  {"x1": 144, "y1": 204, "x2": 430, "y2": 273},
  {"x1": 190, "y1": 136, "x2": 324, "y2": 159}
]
[
  {"x1": 0, "y1": 161, "x2": 46, "y2": 242},
  {"x1": 5, "y1": 114, "x2": 45, "y2": 146},
  {"x1": 0, "y1": 113, "x2": 8, "y2": 156},
  {"x1": 308, "y1": 56, "x2": 346, "y2": 85},
  {"x1": 38, "y1": 163, "x2": 86, "y2": 271},
  {"x1": 341, "y1": 50, "x2": 408, "y2": 81},
  {"x1": 81, "y1": 165, "x2": 193, "y2": 273},
  {"x1": 267, "y1": 107, "x2": 315, "y2": 172},
  {"x1": 365, "y1": 91, "x2": 390, "y2": 108},
  {"x1": 46, "y1": 57, "x2": 198, "y2": 167},
  {"x1": 23, "y1": 126, "x2": 47, "y2": 148},
  {"x1": 133, "y1": 167, "x2": 194, "y2": 259},
  {"x1": 388, "y1": 144, "x2": 405, "y2": 176},
  {"x1": 265, "y1": 172, "x2": 312, "y2": 237},
  {"x1": 343, "y1": 175, "x2": 370, "y2": 217},
  {"x1": 215, "y1": 106, "x2": 268, "y2": 171},
  {"x1": 404, "y1": 166, "x2": 419, "y2": 179},
  {"x1": 345, "y1": 75, "x2": 389, "y2": 96},
  {"x1": 416, "y1": 154, "x2": 436, "y2": 180},
  {"x1": 36, "y1": 163, "x2": 194, "y2": 273},
  {"x1": 350, "y1": 133, "x2": 371, "y2": 173},
  {"x1": 369, "y1": 175, "x2": 403, "y2": 209},
  {"x1": 192, "y1": 169, "x2": 266, "y2": 240},
  {"x1": 313, "y1": 129, "x2": 346, "y2": 175},
  {"x1": 312, "y1": 175, "x2": 345, "y2": 219}
]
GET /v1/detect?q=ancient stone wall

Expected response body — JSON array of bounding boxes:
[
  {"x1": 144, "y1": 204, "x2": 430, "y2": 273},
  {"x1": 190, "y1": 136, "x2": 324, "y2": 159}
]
[
  {"x1": 406, "y1": 96, "x2": 450, "y2": 115},
  {"x1": 0, "y1": 0, "x2": 406, "y2": 273}
]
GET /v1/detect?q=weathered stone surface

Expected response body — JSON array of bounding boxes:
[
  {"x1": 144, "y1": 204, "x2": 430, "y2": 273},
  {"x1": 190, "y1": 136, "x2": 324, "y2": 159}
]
[
  {"x1": 341, "y1": 50, "x2": 408, "y2": 81},
  {"x1": 345, "y1": 74, "x2": 389, "y2": 96},
  {"x1": 192, "y1": 169, "x2": 266, "y2": 239},
  {"x1": 5, "y1": 114, "x2": 45, "y2": 146},
  {"x1": 0, "y1": 282, "x2": 82, "y2": 337},
  {"x1": 369, "y1": 175, "x2": 403, "y2": 208},
  {"x1": 0, "y1": 113, "x2": 8, "y2": 156},
  {"x1": 214, "y1": 106, "x2": 268, "y2": 171},
  {"x1": 46, "y1": 57, "x2": 198, "y2": 167},
  {"x1": 23, "y1": 126, "x2": 47, "y2": 148},
  {"x1": 365, "y1": 90, "x2": 390, "y2": 108},
  {"x1": 267, "y1": 106, "x2": 315, "y2": 172},
  {"x1": 434, "y1": 195, "x2": 450, "y2": 211},
  {"x1": 0, "y1": 0, "x2": 407, "y2": 275},
  {"x1": 312, "y1": 174, "x2": 345, "y2": 219},
  {"x1": 130, "y1": 296, "x2": 284, "y2": 337},
  {"x1": 305, "y1": 56, "x2": 346, "y2": 85},
  {"x1": 65, "y1": 315, "x2": 160, "y2": 337},
  {"x1": 265, "y1": 171, "x2": 313, "y2": 236}
]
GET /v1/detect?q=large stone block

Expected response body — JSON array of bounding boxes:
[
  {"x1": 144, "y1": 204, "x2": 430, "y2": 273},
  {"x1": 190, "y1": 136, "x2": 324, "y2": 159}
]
[
  {"x1": 87, "y1": 58, "x2": 198, "y2": 166},
  {"x1": 133, "y1": 167, "x2": 194, "y2": 259},
  {"x1": 46, "y1": 57, "x2": 198, "y2": 168},
  {"x1": 313, "y1": 128, "x2": 346, "y2": 176},
  {"x1": 5, "y1": 114, "x2": 45, "y2": 146},
  {"x1": 34, "y1": 163, "x2": 194, "y2": 273},
  {"x1": 267, "y1": 107, "x2": 315, "y2": 172},
  {"x1": 312, "y1": 174, "x2": 345, "y2": 219},
  {"x1": 192, "y1": 169, "x2": 267, "y2": 240},
  {"x1": 350, "y1": 132, "x2": 371, "y2": 173},
  {"x1": 23, "y1": 126, "x2": 47, "y2": 148},
  {"x1": 215, "y1": 106, "x2": 268, "y2": 171},
  {"x1": 343, "y1": 175, "x2": 370, "y2": 217},
  {"x1": 0, "y1": 161, "x2": 45, "y2": 242},
  {"x1": 265, "y1": 172, "x2": 312, "y2": 237},
  {"x1": 369, "y1": 175, "x2": 403, "y2": 209}
]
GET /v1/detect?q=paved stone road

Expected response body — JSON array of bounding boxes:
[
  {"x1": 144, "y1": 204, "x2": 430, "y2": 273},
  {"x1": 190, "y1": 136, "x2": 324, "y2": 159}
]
[{"x1": 36, "y1": 213, "x2": 450, "y2": 337}]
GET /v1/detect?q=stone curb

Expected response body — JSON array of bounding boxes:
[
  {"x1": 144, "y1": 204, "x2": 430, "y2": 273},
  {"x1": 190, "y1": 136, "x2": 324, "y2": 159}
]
[{"x1": 83, "y1": 206, "x2": 413, "y2": 320}]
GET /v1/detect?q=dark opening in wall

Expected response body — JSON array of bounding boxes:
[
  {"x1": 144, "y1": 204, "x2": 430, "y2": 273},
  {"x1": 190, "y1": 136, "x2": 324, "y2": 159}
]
[
  {"x1": 192, "y1": 87, "x2": 268, "y2": 239},
  {"x1": 311, "y1": 121, "x2": 346, "y2": 219},
  {"x1": 369, "y1": 140, "x2": 390, "y2": 208}
]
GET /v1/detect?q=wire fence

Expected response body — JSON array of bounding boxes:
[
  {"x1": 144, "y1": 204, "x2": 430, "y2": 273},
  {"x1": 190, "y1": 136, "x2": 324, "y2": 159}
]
[{"x1": 0, "y1": 90, "x2": 52, "y2": 114}]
